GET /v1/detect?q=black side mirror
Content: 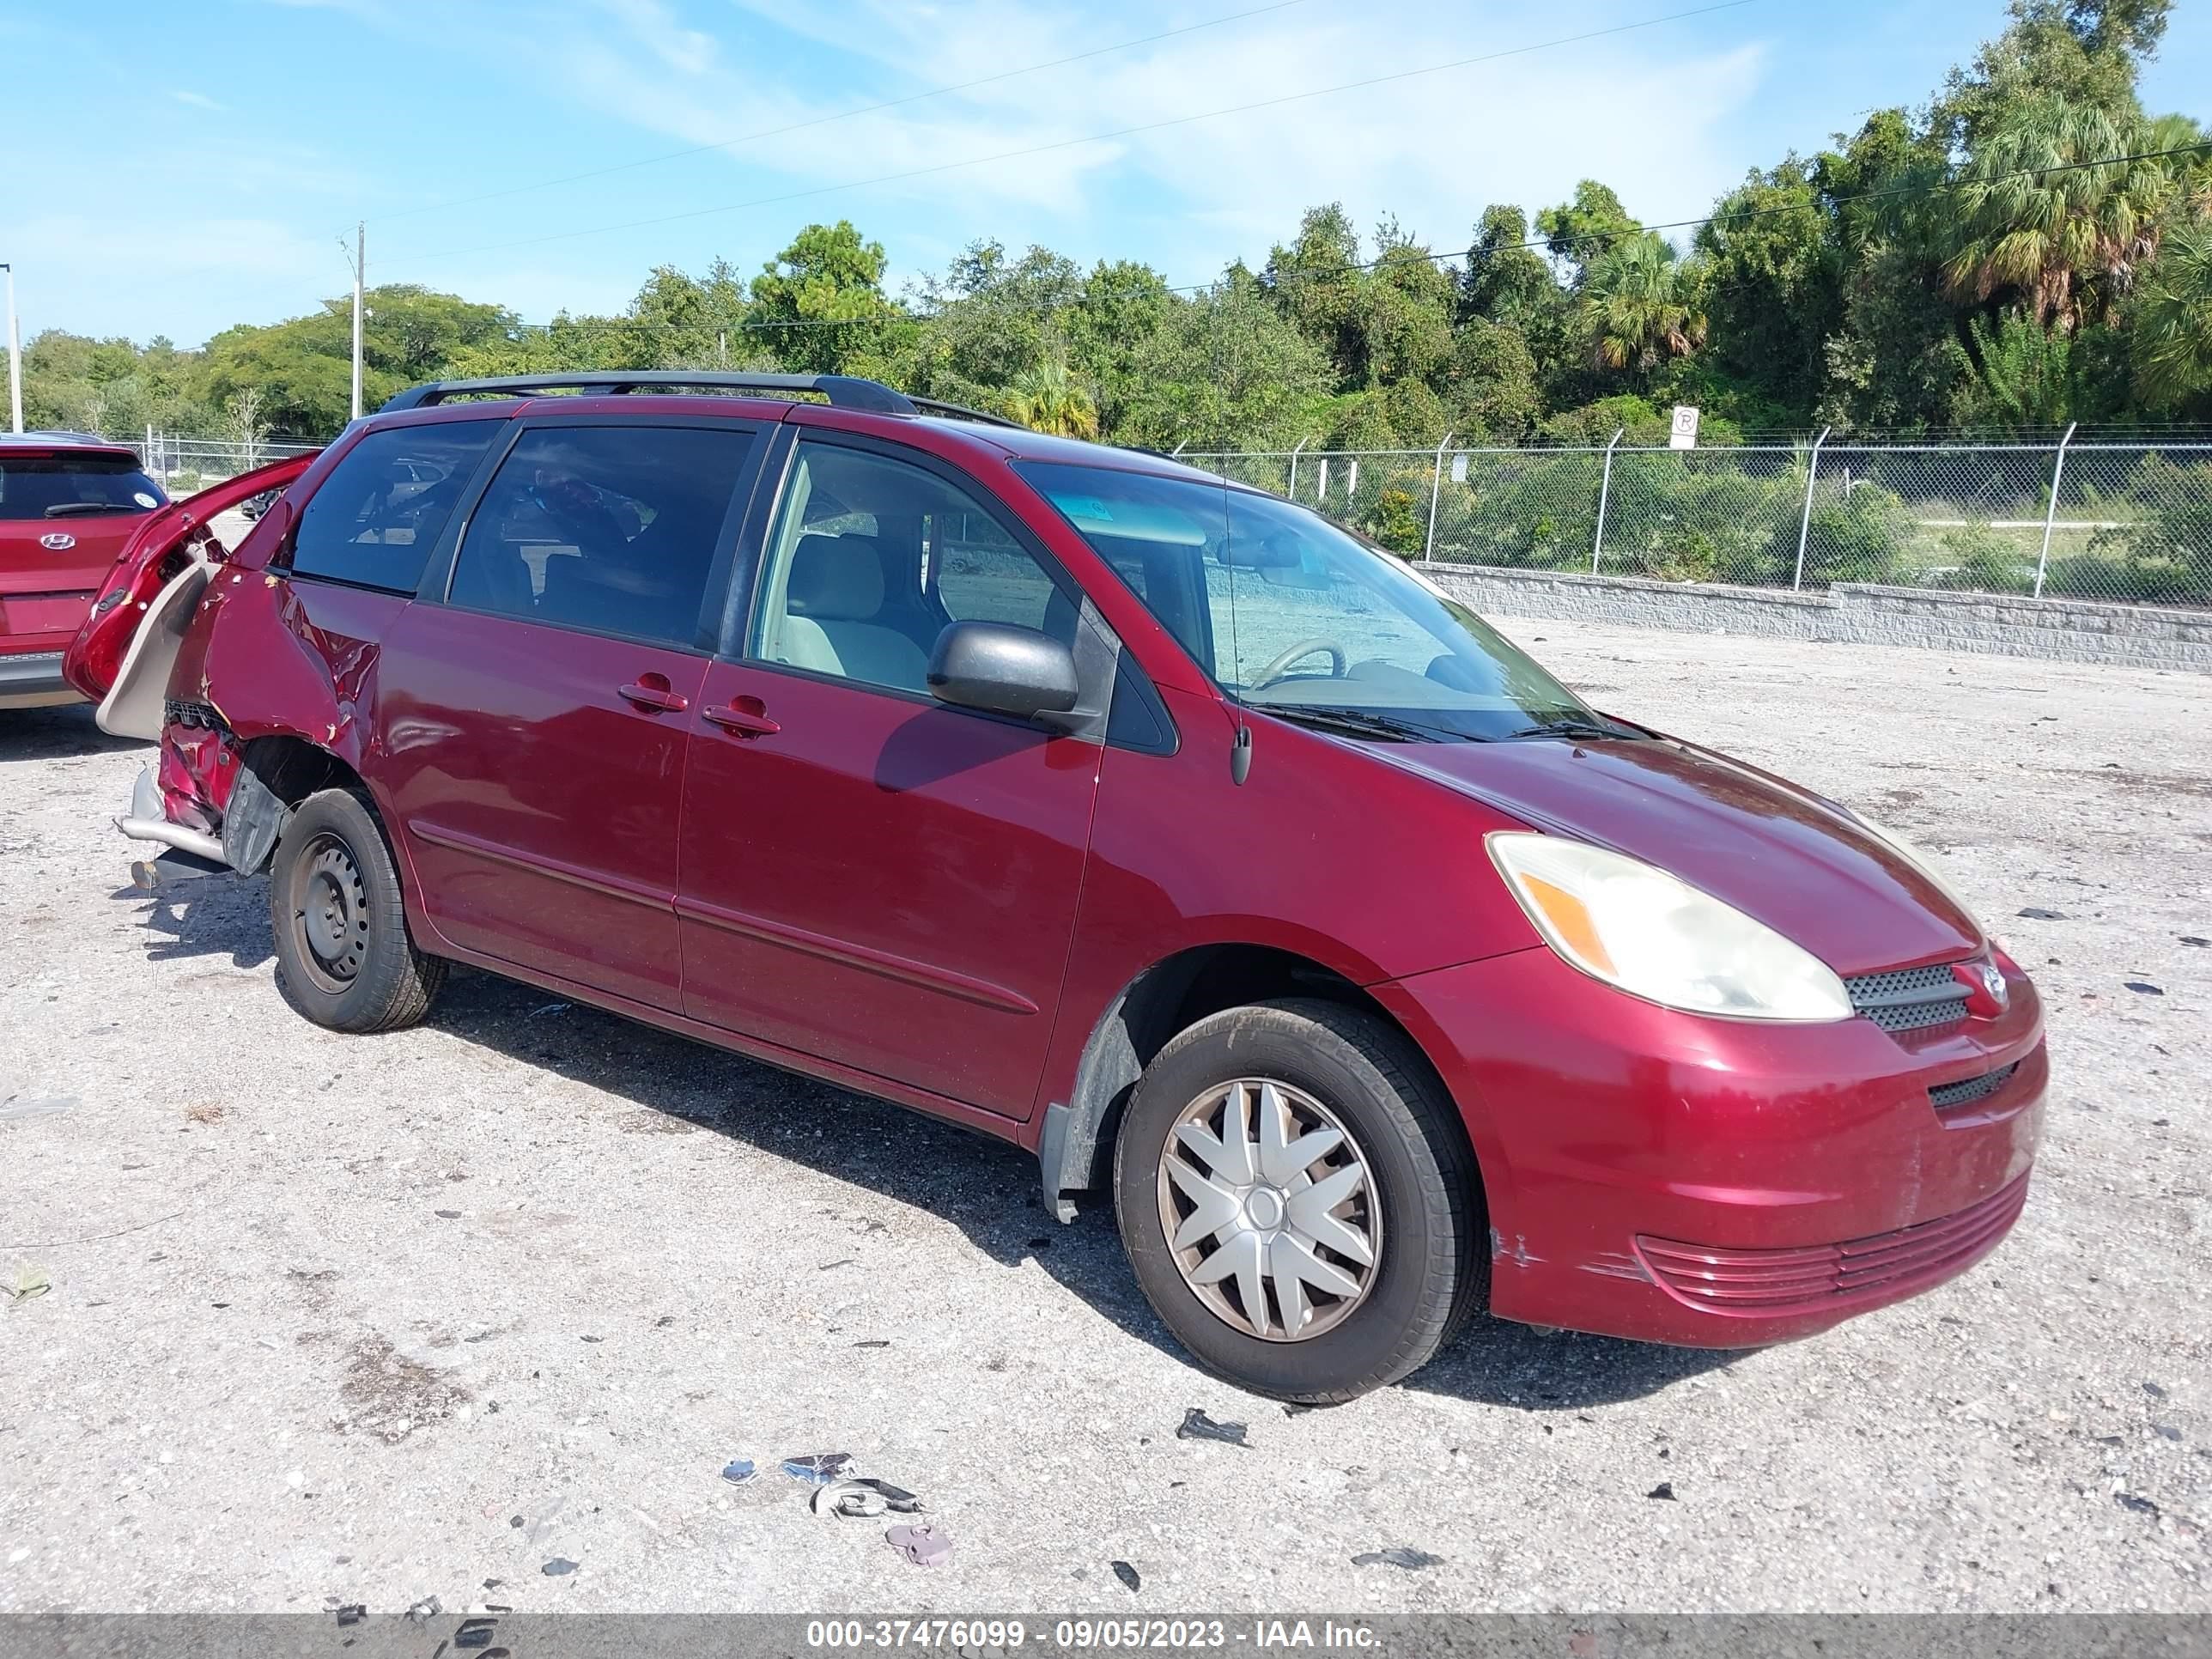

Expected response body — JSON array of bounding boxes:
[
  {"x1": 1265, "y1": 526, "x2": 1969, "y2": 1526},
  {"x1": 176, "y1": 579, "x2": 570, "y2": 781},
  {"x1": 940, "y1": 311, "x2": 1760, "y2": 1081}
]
[{"x1": 927, "y1": 620, "x2": 1080, "y2": 722}]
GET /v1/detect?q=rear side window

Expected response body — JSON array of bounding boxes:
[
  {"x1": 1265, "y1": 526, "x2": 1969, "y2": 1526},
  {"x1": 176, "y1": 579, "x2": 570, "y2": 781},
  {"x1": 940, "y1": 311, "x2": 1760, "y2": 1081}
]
[
  {"x1": 447, "y1": 424, "x2": 756, "y2": 648},
  {"x1": 289, "y1": 422, "x2": 501, "y2": 592},
  {"x1": 0, "y1": 452, "x2": 166, "y2": 520}
]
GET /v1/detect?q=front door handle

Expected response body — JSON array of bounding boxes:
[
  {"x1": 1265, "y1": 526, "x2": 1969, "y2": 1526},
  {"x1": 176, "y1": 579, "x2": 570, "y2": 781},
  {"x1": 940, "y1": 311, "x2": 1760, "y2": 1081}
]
[
  {"x1": 703, "y1": 701, "x2": 781, "y2": 738},
  {"x1": 620, "y1": 678, "x2": 690, "y2": 714}
]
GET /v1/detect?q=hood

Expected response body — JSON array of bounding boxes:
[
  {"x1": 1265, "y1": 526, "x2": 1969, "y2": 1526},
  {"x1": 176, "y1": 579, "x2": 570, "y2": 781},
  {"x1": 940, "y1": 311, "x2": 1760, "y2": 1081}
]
[{"x1": 1375, "y1": 735, "x2": 1984, "y2": 977}]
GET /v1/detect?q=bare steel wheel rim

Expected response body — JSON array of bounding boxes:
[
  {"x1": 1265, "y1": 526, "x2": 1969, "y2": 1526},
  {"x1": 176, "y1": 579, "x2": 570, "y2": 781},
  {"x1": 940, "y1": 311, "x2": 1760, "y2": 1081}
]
[
  {"x1": 293, "y1": 832, "x2": 370, "y2": 992},
  {"x1": 1155, "y1": 1077, "x2": 1382, "y2": 1343}
]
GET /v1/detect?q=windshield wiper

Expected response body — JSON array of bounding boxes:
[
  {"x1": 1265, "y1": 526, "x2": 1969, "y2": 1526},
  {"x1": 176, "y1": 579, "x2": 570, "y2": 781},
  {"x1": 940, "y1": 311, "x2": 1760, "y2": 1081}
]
[
  {"x1": 1260, "y1": 706, "x2": 1451, "y2": 743},
  {"x1": 1498, "y1": 714, "x2": 1640, "y2": 741},
  {"x1": 44, "y1": 501, "x2": 148, "y2": 518}
]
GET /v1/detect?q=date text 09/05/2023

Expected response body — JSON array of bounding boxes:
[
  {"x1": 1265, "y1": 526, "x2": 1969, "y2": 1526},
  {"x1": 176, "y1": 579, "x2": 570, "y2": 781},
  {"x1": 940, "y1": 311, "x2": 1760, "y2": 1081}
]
[{"x1": 805, "y1": 1619, "x2": 1383, "y2": 1650}]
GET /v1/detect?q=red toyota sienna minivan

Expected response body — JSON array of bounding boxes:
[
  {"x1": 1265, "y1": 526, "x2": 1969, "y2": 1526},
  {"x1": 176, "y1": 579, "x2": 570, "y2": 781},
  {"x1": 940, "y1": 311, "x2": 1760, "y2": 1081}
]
[{"x1": 65, "y1": 373, "x2": 2045, "y2": 1403}]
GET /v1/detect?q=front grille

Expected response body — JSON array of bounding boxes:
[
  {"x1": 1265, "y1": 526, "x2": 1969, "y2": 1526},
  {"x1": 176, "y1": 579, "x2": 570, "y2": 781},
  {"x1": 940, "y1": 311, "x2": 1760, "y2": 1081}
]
[
  {"x1": 1636, "y1": 1173, "x2": 2029, "y2": 1318},
  {"x1": 1929, "y1": 1062, "x2": 2020, "y2": 1111},
  {"x1": 1844, "y1": 962, "x2": 1970, "y2": 1033}
]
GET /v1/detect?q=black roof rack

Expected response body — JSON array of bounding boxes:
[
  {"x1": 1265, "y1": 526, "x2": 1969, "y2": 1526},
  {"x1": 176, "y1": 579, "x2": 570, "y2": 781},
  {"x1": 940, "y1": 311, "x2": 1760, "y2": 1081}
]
[
  {"x1": 379, "y1": 371, "x2": 920, "y2": 415},
  {"x1": 908, "y1": 395, "x2": 1024, "y2": 431}
]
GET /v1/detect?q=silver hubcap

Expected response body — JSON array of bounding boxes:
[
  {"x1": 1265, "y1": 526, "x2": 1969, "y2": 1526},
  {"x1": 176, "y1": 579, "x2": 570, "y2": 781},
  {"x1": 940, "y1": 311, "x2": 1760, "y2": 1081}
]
[{"x1": 1156, "y1": 1078, "x2": 1381, "y2": 1342}]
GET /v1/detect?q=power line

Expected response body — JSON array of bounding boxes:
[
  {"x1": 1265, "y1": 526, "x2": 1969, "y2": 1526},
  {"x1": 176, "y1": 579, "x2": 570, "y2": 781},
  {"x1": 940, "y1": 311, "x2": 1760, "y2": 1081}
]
[
  {"x1": 366, "y1": 0, "x2": 1318, "y2": 228},
  {"x1": 385, "y1": 0, "x2": 1760, "y2": 270}
]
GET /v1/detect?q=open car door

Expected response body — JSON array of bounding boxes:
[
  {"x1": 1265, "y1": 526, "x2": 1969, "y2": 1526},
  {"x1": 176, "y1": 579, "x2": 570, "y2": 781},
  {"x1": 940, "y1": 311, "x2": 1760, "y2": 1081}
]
[{"x1": 63, "y1": 454, "x2": 318, "y2": 733}]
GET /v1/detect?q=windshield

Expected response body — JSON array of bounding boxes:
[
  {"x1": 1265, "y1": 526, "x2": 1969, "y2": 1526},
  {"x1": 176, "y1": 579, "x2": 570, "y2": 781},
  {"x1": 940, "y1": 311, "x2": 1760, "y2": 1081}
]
[
  {"x1": 0, "y1": 452, "x2": 167, "y2": 521},
  {"x1": 1017, "y1": 461, "x2": 1620, "y2": 742}
]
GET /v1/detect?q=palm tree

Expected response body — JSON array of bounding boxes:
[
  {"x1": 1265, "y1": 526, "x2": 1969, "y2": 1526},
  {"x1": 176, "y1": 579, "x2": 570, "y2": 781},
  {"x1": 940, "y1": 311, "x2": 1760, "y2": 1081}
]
[
  {"x1": 1580, "y1": 237, "x2": 1706, "y2": 374},
  {"x1": 1941, "y1": 94, "x2": 2175, "y2": 330},
  {"x1": 1001, "y1": 354, "x2": 1099, "y2": 439},
  {"x1": 2132, "y1": 210, "x2": 2212, "y2": 405}
]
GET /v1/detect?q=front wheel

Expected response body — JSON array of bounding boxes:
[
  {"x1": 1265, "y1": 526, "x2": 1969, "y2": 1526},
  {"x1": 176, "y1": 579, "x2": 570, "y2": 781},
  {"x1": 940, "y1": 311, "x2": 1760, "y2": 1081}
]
[
  {"x1": 1112, "y1": 999, "x2": 1483, "y2": 1403},
  {"x1": 269, "y1": 787, "x2": 445, "y2": 1034}
]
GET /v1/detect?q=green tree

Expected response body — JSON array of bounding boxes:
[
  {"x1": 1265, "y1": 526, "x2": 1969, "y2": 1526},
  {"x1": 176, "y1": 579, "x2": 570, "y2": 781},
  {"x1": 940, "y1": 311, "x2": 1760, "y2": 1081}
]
[
  {"x1": 1536, "y1": 181, "x2": 1639, "y2": 282},
  {"x1": 1940, "y1": 94, "x2": 2172, "y2": 330},
  {"x1": 1580, "y1": 237, "x2": 1706, "y2": 376},
  {"x1": 1000, "y1": 351, "x2": 1099, "y2": 438},
  {"x1": 1696, "y1": 158, "x2": 1844, "y2": 415},
  {"x1": 749, "y1": 222, "x2": 911, "y2": 375},
  {"x1": 2131, "y1": 210, "x2": 2212, "y2": 408}
]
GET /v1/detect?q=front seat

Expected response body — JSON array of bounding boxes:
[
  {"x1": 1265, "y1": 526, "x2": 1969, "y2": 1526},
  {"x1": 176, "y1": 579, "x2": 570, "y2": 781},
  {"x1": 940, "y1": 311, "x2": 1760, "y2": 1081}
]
[{"x1": 771, "y1": 533, "x2": 932, "y2": 691}]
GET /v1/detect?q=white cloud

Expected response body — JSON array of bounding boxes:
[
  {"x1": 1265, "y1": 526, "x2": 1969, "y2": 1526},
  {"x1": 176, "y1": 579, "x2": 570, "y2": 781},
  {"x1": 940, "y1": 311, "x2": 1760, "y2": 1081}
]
[
  {"x1": 378, "y1": 0, "x2": 1773, "y2": 282},
  {"x1": 170, "y1": 90, "x2": 227, "y2": 112}
]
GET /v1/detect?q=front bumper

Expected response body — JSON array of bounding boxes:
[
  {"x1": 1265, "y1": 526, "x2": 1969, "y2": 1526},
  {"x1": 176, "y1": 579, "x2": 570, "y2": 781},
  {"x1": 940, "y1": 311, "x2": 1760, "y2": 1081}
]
[
  {"x1": 0, "y1": 648, "x2": 79, "y2": 710},
  {"x1": 1376, "y1": 945, "x2": 2045, "y2": 1347}
]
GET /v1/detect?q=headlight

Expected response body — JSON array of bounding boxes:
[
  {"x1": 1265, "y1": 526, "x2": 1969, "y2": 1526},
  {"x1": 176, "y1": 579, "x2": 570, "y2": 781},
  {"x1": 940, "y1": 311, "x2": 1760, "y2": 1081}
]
[
  {"x1": 1847, "y1": 811, "x2": 1986, "y2": 936},
  {"x1": 1488, "y1": 832, "x2": 1852, "y2": 1022}
]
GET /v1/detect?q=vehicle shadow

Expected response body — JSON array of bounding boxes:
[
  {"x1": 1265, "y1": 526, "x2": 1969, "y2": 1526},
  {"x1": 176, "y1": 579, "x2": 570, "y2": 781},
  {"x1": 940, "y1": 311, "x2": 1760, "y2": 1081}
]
[
  {"x1": 123, "y1": 876, "x2": 1737, "y2": 1410},
  {"x1": 0, "y1": 702, "x2": 143, "y2": 763},
  {"x1": 425, "y1": 968, "x2": 1744, "y2": 1411}
]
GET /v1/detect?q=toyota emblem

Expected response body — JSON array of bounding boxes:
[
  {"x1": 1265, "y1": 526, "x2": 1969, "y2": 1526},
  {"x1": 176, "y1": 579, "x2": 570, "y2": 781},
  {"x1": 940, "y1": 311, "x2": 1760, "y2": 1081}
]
[{"x1": 40, "y1": 532, "x2": 76, "y2": 551}]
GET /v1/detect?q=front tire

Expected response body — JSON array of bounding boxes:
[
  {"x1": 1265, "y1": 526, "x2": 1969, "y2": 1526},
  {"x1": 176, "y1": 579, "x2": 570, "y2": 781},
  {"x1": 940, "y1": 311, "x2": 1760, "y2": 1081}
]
[
  {"x1": 1112, "y1": 998, "x2": 1483, "y2": 1404},
  {"x1": 269, "y1": 787, "x2": 444, "y2": 1033}
]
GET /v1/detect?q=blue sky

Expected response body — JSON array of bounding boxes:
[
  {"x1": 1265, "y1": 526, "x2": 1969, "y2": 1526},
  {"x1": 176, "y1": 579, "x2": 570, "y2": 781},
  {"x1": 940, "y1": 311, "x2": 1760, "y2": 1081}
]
[{"x1": 6, "y1": 0, "x2": 2209, "y2": 347}]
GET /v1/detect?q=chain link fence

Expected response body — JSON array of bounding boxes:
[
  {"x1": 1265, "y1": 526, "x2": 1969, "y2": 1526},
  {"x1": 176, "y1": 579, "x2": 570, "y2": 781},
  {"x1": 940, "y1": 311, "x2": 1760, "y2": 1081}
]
[
  {"x1": 136, "y1": 432, "x2": 322, "y2": 497},
  {"x1": 1174, "y1": 438, "x2": 2212, "y2": 610}
]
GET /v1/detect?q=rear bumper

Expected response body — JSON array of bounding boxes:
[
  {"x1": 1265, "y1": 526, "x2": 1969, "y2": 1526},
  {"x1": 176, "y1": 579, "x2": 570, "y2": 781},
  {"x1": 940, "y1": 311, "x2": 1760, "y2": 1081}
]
[
  {"x1": 1376, "y1": 945, "x2": 2045, "y2": 1348},
  {"x1": 0, "y1": 648, "x2": 79, "y2": 709}
]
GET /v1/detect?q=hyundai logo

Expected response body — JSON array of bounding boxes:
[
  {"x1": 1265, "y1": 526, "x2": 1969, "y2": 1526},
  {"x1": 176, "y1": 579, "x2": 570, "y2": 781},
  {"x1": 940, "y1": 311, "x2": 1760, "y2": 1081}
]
[{"x1": 39, "y1": 532, "x2": 76, "y2": 551}]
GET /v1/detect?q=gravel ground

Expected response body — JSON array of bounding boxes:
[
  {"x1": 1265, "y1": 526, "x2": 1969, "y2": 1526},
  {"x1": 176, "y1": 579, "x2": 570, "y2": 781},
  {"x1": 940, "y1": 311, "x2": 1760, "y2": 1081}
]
[{"x1": 0, "y1": 617, "x2": 2206, "y2": 1617}]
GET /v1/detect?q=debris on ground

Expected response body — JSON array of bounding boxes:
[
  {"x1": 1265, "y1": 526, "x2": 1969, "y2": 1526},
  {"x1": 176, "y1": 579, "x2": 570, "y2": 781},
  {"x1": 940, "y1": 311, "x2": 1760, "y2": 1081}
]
[
  {"x1": 720, "y1": 1458, "x2": 757, "y2": 1485},
  {"x1": 6, "y1": 1267, "x2": 51, "y2": 1305},
  {"x1": 2124, "y1": 981, "x2": 2164, "y2": 995},
  {"x1": 1176, "y1": 1408, "x2": 1251, "y2": 1448},
  {"x1": 1112, "y1": 1560, "x2": 1141, "y2": 1593},
  {"x1": 2016, "y1": 908, "x2": 2068, "y2": 921},
  {"x1": 404, "y1": 1595, "x2": 441, "y2": 1626},
  {"x1": 1648, "y1": 1481, "x2": 1678, "y2": 1500},
  {"x1": 541, "y1": 1558, "x2": 580, "y2": 1577},
  {"x1": 2115, "y1": 1493, "x2": 2160, "y2": 1517},
  {"x1": 885, "y1": 1523, "x2": 952, "y2": 1567},
  {"x1": 812, "y1": 1477, "x2": 923, "y2": 1518},
  {"x1": 0, "y1": 1096, "x2": 76, "y2": 1124},
  {"x1": 1352, "y1": 1548, "x2": 1444, "y2": 1570},
  {"x1": 334, "y1": 1605, "x2": 365, "y2": 1627},
  {"x1": 852, "y1": 1339, "x2": 891, "y2": 1349},
  {"x1": 2181, "y1": 936, "x2": 2209, "y2": 948},
  {"x1": 781, "y1": 1452, "x2": 854, "y2": 1486},
  {"x1": 527, "y1": 1003, "x2": 570, "y2": 1019}
]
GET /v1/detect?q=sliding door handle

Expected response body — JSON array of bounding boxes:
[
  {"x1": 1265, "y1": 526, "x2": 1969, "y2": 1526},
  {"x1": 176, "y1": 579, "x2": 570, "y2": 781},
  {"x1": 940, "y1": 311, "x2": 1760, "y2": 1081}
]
[{"x1": 703, "y1": 701, "x2": 781, "y2": 738}]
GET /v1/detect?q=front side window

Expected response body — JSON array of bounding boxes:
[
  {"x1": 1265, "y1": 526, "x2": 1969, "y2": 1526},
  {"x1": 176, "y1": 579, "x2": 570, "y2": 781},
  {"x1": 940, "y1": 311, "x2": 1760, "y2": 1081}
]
[
  {"x1": 448, "y1": 424, "x2": 756, "y2": 647},
  {"x1": 750, "y1": 441, "x2": 1077, "y2": 696},
  {"x1": 0, "y1": 451, "x2": 166, "y2": 520},
  {"x1": 1018, "y1": 461, "x2": 1619, "y2": 743},
  {"x1": 290, "y1": 422, "x2": 501, "y2": 592}
]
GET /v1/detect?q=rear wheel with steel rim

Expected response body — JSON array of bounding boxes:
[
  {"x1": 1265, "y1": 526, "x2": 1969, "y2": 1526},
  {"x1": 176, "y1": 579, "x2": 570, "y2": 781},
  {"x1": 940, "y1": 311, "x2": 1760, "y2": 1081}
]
[
  {"x1": 269, "y1": 787, "x2": 445, "y2": 1034},
  {"x1": 1115, "y1": 998, "x2": 1484, "y2": 1403}
]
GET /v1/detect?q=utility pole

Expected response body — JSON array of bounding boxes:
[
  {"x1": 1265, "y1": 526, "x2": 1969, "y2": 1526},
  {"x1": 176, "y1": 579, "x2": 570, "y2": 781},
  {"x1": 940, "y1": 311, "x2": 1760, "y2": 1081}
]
[
  {"x1": 349, "y1": 222, "x2": 366, "y2": 422},
  {"x1": 2, "y1": 263, "x2": 21, "y2": 434}
]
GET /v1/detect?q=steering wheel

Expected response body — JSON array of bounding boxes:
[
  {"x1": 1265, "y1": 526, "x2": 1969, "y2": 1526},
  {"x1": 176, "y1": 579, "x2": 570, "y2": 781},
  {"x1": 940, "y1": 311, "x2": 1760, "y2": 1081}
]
[{"x1": 1249, "y1": 638, "x2": 1346, "y2": 690}]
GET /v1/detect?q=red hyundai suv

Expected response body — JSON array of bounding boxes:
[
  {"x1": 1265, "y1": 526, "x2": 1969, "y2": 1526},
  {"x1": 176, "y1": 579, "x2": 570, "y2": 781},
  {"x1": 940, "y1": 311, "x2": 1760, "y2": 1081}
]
[
  {"x1": 64, "y1": 373, "x2": 2045, "y2": 1402},
  {"x1": 1, "y1": 433, "x2": 168, "y2": 708}
]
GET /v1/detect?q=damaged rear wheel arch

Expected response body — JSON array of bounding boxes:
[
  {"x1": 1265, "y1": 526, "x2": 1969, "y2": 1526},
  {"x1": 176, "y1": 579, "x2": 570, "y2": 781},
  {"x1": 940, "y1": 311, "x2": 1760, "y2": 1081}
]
[{"x1": 222, "y1": 736, "x2": 362, "y2": 877}]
